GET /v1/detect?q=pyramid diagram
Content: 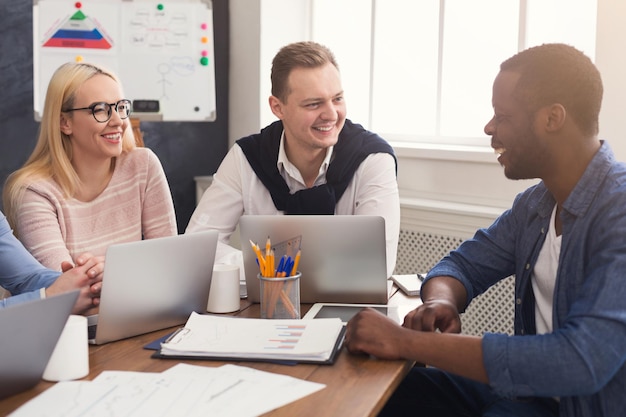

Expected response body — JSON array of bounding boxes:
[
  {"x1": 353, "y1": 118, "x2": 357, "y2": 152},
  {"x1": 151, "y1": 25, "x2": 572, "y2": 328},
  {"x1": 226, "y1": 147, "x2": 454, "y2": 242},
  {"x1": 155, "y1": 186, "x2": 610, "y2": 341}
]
[{"x1": 43, "y1": 10, "x2": 112, "y2": 49}]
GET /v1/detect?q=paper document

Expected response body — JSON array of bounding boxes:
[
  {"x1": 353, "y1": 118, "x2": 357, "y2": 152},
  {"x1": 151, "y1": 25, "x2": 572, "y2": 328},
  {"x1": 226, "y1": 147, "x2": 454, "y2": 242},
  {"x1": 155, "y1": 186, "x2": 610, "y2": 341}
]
[
  {"x1": 10, "y1": 364, "x2": 325, "y2": 417},
  {"x1": 390, "y1": 274, "x2": 424, "y2": 297},
  {"x1": 158, "y1": 312, "x2": 344, "y2": 363}
]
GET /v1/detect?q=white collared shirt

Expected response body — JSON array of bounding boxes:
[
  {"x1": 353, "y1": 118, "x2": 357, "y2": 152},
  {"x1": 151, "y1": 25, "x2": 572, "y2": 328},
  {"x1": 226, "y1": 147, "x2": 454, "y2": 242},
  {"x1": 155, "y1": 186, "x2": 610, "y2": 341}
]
[{"x1": 187, "y1": 131, "x2": 400, "y2": 279}]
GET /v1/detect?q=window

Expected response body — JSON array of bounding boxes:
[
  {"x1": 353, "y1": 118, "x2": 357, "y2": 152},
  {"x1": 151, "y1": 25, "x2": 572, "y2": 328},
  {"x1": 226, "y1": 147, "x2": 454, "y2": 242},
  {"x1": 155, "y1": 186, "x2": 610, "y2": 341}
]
[{"x1": 311, "y1": 0, "x2": 597, "y2": 147}]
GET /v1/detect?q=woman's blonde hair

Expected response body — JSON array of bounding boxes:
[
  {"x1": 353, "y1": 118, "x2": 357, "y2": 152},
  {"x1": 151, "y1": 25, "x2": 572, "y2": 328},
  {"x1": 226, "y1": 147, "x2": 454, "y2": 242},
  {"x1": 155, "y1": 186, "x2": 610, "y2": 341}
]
[{"x1": 3, "y1": 62, "x2": 136, "y2": 229}]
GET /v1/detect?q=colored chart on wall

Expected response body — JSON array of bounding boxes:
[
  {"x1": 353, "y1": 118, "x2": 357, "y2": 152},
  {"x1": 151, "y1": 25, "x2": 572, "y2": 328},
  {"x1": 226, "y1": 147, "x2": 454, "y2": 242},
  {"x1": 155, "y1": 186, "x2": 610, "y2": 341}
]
[{"x1": 33, "y1": 0, "x2": 216, "y2": 122}]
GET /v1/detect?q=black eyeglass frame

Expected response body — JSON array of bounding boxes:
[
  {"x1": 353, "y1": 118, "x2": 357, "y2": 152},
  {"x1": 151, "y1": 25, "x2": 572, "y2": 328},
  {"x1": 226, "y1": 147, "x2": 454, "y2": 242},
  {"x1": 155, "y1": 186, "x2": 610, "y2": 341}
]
[{"x1": 62, "y1": 99, "x2": 132, "y2": 123}]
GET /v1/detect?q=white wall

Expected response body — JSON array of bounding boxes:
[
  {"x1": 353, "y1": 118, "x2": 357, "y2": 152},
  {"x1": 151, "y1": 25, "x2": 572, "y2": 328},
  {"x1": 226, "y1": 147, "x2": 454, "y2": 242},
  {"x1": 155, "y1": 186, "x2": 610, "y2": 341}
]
[
  {"x1": 596, "y1": 0, "x2": 626, "y2": 159},
  {"x1": 229, "y1": 0, "x2": 310, "y2": 145},
  {"x1": 228, "y1": 0, "x2": 262, "y2": 145},
  {"x1": 229, "y1": 0, "x2": 626, "y2": 235}
]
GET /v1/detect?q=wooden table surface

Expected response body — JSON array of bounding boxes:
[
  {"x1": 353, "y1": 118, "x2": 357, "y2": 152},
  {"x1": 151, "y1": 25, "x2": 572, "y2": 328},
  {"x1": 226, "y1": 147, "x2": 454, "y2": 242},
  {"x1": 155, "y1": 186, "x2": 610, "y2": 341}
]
[{"x1": 0, "y1": 293, "x2": 419, "y2": 417}]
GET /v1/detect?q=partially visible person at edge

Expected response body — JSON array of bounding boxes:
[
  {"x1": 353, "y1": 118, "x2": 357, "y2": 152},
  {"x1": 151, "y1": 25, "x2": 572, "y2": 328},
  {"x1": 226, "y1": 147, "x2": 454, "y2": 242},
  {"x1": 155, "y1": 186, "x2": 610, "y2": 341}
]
[
  {"x1": 3, "y1": 62, "x2": 177, "y2": 273},
  {"x1": 345, "y1": 43, "x2": 626, "y2": 417},
  {"x1": 186, "y1": 41, "x2": 400, "y2": 280},
  {"x1": 1, "y1": 210, "x2": 103, "y2": 313}
]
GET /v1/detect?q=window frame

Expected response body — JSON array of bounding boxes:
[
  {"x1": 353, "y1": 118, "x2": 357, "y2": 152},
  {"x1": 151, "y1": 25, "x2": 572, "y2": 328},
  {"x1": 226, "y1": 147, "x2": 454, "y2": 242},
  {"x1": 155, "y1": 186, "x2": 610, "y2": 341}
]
[{"x1": 310, "y1": 0, "x2": 598, "y2": 153}]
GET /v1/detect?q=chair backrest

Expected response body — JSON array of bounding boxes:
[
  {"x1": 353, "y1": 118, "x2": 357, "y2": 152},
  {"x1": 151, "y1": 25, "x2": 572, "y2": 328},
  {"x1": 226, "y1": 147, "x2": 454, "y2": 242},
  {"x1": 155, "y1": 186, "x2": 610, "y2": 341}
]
[{"x1": 130, "y1": 117, "x2": 144, "y2": 147}]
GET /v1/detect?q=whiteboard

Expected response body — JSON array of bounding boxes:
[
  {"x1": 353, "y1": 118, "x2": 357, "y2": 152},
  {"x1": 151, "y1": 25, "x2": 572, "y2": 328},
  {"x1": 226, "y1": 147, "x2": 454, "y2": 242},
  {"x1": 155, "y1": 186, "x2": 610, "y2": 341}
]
[{"x1": 33, "y1": 0, "x2": 216, "y2": 122}]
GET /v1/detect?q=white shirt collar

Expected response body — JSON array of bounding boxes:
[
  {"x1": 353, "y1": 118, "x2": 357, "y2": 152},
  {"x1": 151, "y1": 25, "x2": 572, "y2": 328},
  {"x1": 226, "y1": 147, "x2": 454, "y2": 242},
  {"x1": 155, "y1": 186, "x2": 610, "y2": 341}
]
[{"x1": 276, "y1": 129, "x2": 334, "y2": 186}]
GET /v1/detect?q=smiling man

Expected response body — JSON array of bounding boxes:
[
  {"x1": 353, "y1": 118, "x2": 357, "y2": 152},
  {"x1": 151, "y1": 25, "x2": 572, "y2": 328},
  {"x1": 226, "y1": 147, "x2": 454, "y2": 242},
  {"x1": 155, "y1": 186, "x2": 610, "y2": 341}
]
[
  {"x1": 187, "y1": 41, "x2": 400, "y2": 279},
  {"x1": 344, "y1": 43, "x2": 626, "y2": 417}
]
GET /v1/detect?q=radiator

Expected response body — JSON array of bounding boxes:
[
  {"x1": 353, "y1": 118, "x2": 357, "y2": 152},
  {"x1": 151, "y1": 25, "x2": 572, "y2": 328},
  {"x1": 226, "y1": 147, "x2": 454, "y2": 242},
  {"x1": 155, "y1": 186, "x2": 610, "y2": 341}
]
[{"x1": 395, "y1": 228, "x2": 514, "y2": 336}]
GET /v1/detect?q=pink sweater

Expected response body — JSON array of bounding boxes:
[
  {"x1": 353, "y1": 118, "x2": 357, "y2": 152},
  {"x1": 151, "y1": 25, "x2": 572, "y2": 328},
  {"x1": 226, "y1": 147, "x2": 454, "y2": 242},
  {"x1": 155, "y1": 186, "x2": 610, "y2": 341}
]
[{"x1": 14, "y1": 148, "x2": 177, "y2": 270}]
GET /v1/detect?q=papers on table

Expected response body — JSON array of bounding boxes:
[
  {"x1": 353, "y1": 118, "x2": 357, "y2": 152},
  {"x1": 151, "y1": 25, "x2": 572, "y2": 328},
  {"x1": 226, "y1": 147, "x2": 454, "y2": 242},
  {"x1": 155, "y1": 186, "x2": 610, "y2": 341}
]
[
  {"x1": 10, "y1": 363, "x2": 325, "y2": 417},
  {"x1": 156, "y1": 312, "x2": 345, "y2": 364}
]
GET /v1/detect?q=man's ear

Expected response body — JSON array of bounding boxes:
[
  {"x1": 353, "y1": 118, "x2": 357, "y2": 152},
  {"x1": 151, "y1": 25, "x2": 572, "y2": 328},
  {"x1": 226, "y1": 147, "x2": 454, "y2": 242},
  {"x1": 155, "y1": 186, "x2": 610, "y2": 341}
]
[
  {"x1": 60, "y1": 113, "x2": 72, "y2": 135},
  {"x1": 269, "y1": 95, "x2": 284, "y2": 119},
  {"x1": 544, "y1": 103, "x2": 566, "y2": 132}
]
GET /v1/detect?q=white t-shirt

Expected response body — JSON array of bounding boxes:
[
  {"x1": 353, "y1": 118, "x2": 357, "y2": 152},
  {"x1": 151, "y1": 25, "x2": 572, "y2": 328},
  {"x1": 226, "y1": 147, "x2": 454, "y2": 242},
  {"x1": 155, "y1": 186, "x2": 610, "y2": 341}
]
[{"x1": 532, "y1": 204, "x2": 561, "y2": 334}]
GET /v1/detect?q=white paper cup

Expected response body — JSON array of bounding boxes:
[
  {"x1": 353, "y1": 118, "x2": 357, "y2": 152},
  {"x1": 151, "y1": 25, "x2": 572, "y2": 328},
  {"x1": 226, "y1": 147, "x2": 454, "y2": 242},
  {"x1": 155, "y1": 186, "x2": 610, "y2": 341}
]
[
  {"x1": 207, "y1": 264, "x2": 241, "y2": 313},
  {"x1": 43, "y1": 315, "x2": 89, "y2": 382}
]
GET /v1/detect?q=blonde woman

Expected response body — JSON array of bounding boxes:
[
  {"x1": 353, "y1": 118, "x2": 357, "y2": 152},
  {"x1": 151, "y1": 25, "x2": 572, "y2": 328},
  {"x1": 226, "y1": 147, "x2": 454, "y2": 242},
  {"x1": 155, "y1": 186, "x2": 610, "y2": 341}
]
[{"x1": 3, "y1": 62, "x2": 177, "y2": 270}]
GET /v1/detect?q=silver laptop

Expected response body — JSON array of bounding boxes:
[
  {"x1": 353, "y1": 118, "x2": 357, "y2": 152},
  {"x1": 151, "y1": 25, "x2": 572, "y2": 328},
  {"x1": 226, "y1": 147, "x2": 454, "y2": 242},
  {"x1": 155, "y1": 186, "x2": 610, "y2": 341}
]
[
  {"x1": 0, "y1": 290, "x2": 78, "y2": 399},
  {"x1": 88, "y1": 231, "x2": 218, "y2": 345},
  {"x1": 239, "y1": 215, "x2": 388, "y2": 304}
]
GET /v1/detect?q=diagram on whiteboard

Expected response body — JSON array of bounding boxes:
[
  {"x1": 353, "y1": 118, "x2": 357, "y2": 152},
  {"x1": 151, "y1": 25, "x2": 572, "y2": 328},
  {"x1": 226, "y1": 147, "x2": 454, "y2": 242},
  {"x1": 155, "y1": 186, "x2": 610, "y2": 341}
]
[
  {"x1": 127, "y1": 8, "x2": 192, "y2": 49},
  {"x1": 43, "y1": 9, "x2": 113, "y2": 49},
  {"x1": 33, "y1": 0, "x2": 217, "y2": 122}
]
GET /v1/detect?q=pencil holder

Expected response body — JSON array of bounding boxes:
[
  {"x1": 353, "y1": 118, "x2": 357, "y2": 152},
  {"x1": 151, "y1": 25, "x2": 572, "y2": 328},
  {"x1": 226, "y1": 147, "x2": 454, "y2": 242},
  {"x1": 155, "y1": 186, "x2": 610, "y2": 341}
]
[{"x1": 259, "y1": 272, "x2": 301, "y2": 319}]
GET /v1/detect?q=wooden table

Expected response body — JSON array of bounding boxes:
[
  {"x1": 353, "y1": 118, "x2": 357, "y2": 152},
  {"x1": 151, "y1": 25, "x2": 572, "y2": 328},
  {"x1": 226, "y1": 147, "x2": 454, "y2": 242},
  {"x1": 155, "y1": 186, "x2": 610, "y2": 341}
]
[{"x1": 0, "y1": 292, "x2": 419, "y2": 417}]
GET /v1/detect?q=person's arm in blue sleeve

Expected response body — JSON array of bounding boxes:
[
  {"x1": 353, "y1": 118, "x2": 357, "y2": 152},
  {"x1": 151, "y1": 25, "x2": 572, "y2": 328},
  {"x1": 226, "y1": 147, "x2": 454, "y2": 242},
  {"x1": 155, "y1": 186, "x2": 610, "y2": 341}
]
[
  {"x1": 0, "y1": 213, "x2": 61, "y2": 300},
  {"x1": 1, "y1": 211, "x2": 107, "y2": 313}
]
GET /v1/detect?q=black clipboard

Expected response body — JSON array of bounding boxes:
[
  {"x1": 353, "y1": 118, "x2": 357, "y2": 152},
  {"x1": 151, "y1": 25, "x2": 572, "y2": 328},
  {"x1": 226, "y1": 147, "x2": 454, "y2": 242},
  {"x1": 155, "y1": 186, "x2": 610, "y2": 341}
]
[{"x1": 150, "y1": 326, "x2": 346, "y2": 365}]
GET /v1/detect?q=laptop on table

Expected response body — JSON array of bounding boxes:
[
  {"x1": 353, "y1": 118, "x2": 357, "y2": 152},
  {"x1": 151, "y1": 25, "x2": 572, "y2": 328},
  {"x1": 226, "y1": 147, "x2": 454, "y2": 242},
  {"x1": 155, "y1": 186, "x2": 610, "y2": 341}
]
[
  {"x1": 0, "y1": 290, "x2": 78, "y2": 399},
  {"x1": 88, "y1": 230, "x2": 218, "y2": 345},
  {"x1": 239, "y1": 215, "x2": 388, "y2": 305}
]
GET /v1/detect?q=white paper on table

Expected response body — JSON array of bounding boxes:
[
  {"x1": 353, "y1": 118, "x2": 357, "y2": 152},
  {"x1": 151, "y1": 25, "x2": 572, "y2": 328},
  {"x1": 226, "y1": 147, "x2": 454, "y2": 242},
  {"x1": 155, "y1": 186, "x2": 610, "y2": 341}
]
[
  {"x1": 161, "y1": 363, "x2": 325, "y2": 417},
  {"x1": 159, "y1": 312, "x2": 343, "y2": 362},
  {"x1": 9, "y1": 364, "x2": 325, "y2": 417}
]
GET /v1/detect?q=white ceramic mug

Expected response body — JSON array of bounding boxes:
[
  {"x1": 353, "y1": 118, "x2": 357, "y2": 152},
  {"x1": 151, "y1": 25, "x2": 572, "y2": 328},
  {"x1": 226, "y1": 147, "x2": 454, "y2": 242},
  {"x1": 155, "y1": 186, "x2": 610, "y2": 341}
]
[
  {"x1": 206, "y1": 264, "x2": 241, "y2": 313},
  {"x1": 43, "y1": 315, "x2": 89, "y2": 381}
]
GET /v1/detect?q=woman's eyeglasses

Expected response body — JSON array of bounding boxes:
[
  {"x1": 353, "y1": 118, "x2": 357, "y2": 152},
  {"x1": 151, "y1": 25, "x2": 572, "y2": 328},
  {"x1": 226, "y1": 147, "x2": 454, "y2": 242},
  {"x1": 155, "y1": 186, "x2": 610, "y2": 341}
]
[{"x1": 63, "y1": 99, "x2": 132, "y2": 123}]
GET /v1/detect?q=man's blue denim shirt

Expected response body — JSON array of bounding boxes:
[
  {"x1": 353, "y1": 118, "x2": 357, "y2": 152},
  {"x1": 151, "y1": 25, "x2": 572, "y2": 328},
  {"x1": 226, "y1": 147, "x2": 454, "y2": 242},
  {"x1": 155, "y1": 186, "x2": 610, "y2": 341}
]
[{"x1": 426, "y1": 141, "x2": 626, "y2": 417}]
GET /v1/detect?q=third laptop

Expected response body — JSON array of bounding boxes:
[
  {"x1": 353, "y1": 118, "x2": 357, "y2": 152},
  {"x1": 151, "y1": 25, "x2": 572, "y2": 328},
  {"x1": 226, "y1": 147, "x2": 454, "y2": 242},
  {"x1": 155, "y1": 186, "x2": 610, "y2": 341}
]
[
  {"x1": 88, "y1": 230, "x2": 218, "y2": 345},
  {"x1": 239, "y1": 215, "x2": 388, "y2": 304}
]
